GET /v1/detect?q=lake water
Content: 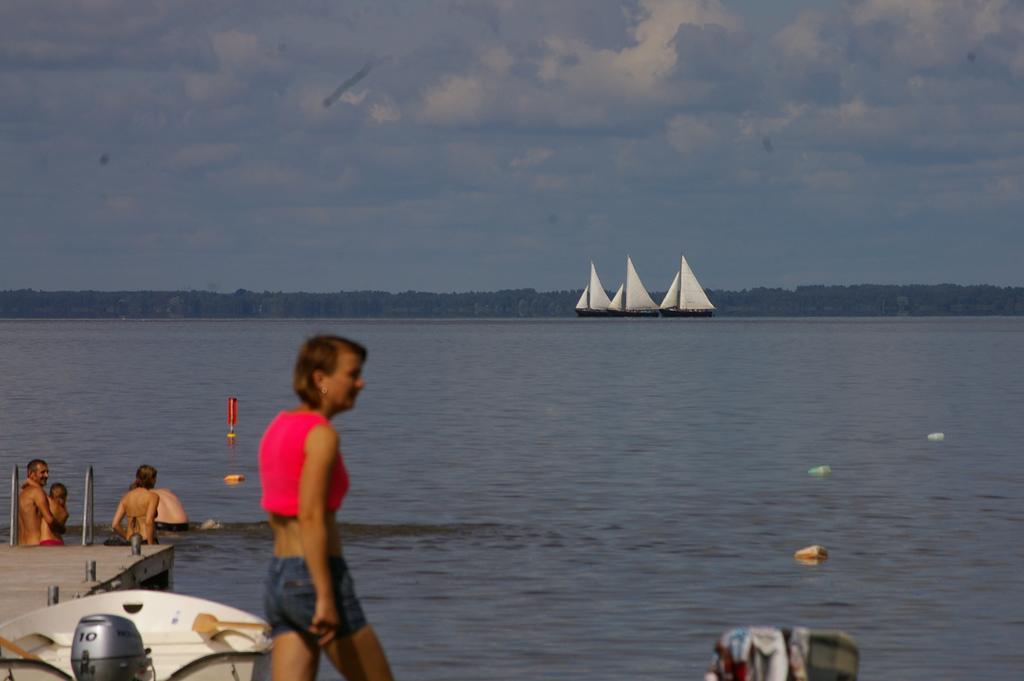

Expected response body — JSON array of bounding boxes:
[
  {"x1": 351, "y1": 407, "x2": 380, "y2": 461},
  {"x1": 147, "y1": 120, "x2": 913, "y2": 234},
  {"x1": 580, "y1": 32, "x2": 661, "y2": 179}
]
[{"x1": 1, "y1": 318, "x2": 1022, "y2": 680}]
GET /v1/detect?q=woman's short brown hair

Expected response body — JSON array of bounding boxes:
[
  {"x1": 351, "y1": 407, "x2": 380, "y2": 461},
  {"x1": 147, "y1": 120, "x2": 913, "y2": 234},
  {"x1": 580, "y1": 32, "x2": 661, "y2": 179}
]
[{"x1": 293, "y1": 335, "x2": 367, "y2": 407}]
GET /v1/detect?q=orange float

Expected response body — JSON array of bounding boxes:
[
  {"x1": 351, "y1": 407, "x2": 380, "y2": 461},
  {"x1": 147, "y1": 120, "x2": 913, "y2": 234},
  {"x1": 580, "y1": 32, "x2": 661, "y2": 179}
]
[{"x1": 794, "y1": 544, "x2": 828, "y2": 564}]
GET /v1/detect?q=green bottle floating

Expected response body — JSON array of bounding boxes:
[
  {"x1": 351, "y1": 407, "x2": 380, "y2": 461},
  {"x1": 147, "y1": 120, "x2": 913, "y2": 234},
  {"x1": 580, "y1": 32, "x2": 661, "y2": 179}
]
[{"x1": 808, "y1": 465, "x2": 832, "y2": 477}]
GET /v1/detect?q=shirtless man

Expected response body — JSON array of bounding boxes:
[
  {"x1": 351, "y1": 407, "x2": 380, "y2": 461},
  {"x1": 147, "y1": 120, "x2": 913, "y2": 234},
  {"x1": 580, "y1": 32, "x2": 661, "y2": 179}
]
[
  {"x1": 40, "y1": 483, "x2": 70, "y2": 546},
  {"x1": 18, "y1": 459, "x2": 63, "y2": 546},
  {"x1": 111, "y1": 464, "x2": 160, "y2": 545},
  {"x1": 154, "y1": 487, "x2": 189, "y2": 532}
]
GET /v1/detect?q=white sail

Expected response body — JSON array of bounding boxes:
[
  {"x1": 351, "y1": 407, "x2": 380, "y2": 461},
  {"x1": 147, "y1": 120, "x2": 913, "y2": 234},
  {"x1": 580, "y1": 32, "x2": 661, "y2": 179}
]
[
  {"x1": 587, "y1": 262, "x2": 611, "y2": 309},
  {"x1": 659, "y1": 272, "x2": 681, "y2": 309},
  {"x1": 607, "y1": 284, "x2": 624, "y2": 310},
  {"x1": 678, "y1": 254, "x2": 714, "y2": 310},
  {"x1": 624, "y1": 256, "x2": 658, "y2": 311},
  {"x1": 575, "y1": 285, "x2": 590, "y2": 309}
]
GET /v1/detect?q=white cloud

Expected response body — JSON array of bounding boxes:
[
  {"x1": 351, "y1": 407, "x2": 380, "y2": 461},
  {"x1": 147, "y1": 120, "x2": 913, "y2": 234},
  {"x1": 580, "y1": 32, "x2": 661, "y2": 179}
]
[
  {"x1": 666, "y1": 114, "x2": 718, "y2": 155},
  {"x1": 103, "y1": 195, "x2": 139, "y2": 218},
  {"x1": 5, "y1": 1, "x2": 1024, "y2": 291},
  {"x1": 417, "y1": 0, "x2": 746, "y2": 129},
  {"x1": 1011, "y1": 47, "x2": 1024, "y2": 79},
  {"x1": 756, "y1": 0, "x2": 1024, "y2": 176},
  {"x1": 369, "y1": 98, "x2": 401, "y2": 123},
  {"x1": 539, "y1": 0, "x2": 742, "y2": 100},
  {"x1": 480, "y1": 46, "x2": 514, "y2": 75},
  {"x1": 510, "y1": 148, "x2": 553, "y2": 169},
  {"x1": 182, "y1": 71, "x2": 244, "y2": 103},
  {"x1": 168, "y1": 144, "x2": 240, "y2": 170},
  {"x1": 182, "y1": 229, "x2": 229, "y2": 249},
  {"x1": 293, "y1": 80, "x2": 352, "y2": 122},
  {"x1": 800, "y1": 168, "x2": 855, "y2": 191},
  {"x1": 210, "y1": 30, "x2": 281, "y2": 74},
  {"x1": 178, "y1": 29, "x2": 286, "y2": 106},
  {"x1": 780, "y1": 0, "x2": 1023, "y2": 74},
  {"x1": 210, "y1": 162, "x2": 302, "y2": 189},
  {"x1": 773, "y1": 10, "x2": 832, "y2": 62},
  {"x1": 419, "y1": 74, "x2": 487, "y2": 125},
  {"x1": 988, "y1": 174, "x2": 1022, "y2": 198},
  {"x1": 838, "y1": 97, "x2": 869, "y2": 125},
  {"x1": 339, "y1": 89, "x2": 368, "y2": 105},
  {"x1": 211, "y1": 31, "x2": 262, "y2": 68},
  {"x1": 531, "y1": 174, "x2": 569, "y2": 191}
]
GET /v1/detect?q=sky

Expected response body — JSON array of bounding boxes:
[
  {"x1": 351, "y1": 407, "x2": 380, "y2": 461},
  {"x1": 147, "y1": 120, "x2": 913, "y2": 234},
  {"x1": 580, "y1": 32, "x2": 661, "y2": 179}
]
[{"x1": 2, "y1": 0, "x2": 1023, "y2": 293}]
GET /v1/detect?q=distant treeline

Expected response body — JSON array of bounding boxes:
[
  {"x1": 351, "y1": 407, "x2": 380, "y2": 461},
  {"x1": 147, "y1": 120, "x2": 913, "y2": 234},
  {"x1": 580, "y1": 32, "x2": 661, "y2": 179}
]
[{"x1": 0, "y1": 284, "x2": 1022, "y2": 318}]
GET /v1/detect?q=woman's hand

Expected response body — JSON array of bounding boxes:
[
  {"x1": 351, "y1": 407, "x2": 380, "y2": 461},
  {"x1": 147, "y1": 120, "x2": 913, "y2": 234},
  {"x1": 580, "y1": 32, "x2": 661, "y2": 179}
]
[{"x1": 309, "y1": 597, "x2": 340, "y2": 646}]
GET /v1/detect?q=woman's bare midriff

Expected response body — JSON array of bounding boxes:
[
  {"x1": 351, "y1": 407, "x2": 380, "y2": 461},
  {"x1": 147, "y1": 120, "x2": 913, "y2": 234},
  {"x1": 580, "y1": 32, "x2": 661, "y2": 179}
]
[{"x1": 267, "y1": 513, "x2": 343, "y2": 557}]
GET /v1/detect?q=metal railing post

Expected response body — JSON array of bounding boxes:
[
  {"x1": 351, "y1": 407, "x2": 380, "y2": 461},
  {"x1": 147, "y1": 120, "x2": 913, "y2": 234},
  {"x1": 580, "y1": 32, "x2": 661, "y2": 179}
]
[
  {"x1": 81, "y1": 465, "x2": 94, "y2": 546},
  {"x1": 9, "y1": 465, "x2": 18, "y2": 546}
]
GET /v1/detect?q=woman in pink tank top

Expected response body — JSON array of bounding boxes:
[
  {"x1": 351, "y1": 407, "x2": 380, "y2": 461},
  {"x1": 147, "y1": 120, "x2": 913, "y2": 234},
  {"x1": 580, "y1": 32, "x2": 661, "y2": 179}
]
[{"x1": 258, "y1": 335, "x2": 393, "y2": 681}]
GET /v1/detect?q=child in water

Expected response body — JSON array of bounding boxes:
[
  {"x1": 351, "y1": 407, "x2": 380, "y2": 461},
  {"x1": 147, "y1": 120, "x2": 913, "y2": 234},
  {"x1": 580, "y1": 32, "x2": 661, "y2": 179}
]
[{"x1": 39, "y1": 483, "x2": 69, "y2": 546}]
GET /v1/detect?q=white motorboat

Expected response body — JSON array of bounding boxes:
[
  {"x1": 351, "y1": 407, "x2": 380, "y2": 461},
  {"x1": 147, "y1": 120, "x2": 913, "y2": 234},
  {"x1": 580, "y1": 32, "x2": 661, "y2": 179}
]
[{"x1": 0, "y1": 590, "x2": 270, "y2": 680}]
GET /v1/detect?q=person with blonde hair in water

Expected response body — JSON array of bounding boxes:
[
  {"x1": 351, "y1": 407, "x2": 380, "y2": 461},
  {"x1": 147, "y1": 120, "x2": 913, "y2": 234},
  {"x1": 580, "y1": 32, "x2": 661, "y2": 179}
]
[
  {"x1": 111, "y1": 465, "x2": 160, "y2": 545},
  {"x1": 259, "y1": 335, "x2": 393, "y2": 681}
]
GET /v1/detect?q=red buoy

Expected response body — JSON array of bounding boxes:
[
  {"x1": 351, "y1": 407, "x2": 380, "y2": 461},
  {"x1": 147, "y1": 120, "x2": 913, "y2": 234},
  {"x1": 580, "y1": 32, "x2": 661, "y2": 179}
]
[{"x1": 227, "y1": 396, "x2": 238, "y2": 439}]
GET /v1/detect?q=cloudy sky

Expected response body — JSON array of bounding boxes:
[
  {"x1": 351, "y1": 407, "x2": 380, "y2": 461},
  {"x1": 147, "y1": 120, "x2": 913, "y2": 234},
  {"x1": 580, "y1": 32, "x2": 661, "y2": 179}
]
[{"x1": 2, "y1": 0, "x2": 1022, "y2": 293}]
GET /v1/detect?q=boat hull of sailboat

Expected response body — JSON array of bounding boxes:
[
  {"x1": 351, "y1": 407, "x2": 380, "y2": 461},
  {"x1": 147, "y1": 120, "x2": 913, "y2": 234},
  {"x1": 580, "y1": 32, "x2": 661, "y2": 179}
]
[
  {"x1": 575, "y1": 309, "x2": 611, "y2": 317},
  {"x1": 659, "y1": 308, "x2": 714, "y2": 317},
  {"x1": 607, "y1": 309, "x2": 660, "y2": 317}
]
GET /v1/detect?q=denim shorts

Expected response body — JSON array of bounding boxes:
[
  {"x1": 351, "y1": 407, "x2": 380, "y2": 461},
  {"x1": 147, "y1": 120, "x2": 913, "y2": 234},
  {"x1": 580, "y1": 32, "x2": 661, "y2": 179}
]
[{"x1": 264, "y1": 555, "x2": 368, "y2": 638}]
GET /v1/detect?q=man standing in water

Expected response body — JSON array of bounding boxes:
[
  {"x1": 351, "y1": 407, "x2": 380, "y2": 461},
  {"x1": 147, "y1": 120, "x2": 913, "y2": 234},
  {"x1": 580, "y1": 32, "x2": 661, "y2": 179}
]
[
  {"x1": 18, "y1": 459, "x2": 63, "y2": 546},
  {"x1": 154, "y1": 486, "x2": 189, "y2": 532}
]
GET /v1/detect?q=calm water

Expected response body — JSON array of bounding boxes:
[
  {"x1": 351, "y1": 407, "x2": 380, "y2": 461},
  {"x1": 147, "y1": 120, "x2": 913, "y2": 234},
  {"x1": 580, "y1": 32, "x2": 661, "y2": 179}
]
[{"x1": 1, "y1": 318, "x2": 1022, "y2": 680}]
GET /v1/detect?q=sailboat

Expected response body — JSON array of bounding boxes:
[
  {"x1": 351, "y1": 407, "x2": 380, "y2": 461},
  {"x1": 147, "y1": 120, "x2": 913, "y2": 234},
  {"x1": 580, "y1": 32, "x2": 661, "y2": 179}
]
[
  {"x1": 575, "y1": 261, "x2": 612, "y2": 316},
  {"x1": 607, "y1": 256, "x2": 660, "y2": 317},
  {"x1": 659, "y1": 253, "x2": 715, "y2": 317}
]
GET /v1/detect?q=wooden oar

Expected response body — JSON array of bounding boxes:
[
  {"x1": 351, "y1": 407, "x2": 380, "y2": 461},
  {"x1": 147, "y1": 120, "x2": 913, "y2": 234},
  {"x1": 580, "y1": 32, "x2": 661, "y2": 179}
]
[
  {"x1": 192, "y1": 613, "x2": 270, "y2": 635},
  {"x1": 0, "y1": 635, "x2": 41, "y2": 660}
]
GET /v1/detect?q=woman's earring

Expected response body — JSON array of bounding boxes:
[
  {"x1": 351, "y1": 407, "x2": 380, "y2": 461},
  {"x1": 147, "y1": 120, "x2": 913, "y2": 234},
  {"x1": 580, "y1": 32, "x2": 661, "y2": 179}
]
[{"x1": 321, "y1": 386, "x2": 328, "y2": 395}]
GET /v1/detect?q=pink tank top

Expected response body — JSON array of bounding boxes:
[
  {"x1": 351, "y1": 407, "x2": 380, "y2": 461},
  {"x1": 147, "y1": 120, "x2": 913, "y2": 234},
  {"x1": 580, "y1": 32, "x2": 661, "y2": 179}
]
[{"x1": 259, "y1": 411, "x2": 349, "y2": 516}]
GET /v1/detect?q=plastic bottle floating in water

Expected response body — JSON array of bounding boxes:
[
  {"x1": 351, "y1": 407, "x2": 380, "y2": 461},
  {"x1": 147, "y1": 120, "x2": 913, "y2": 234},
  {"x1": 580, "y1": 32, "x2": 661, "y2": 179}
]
[
  {"x1": 927, "y1": 432, "x2": 945, "y2": 441},
  {"x1": 808, "y1": 465, "x2": 832, "y2": 477},
  {"x1": 223, "y1": 474, "x2": 246, "y2": 484}
]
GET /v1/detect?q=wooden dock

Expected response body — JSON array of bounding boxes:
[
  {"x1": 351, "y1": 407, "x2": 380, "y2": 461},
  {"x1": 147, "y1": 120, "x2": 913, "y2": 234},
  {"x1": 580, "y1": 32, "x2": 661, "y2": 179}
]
[{"x1": 0, "y1": 545, "x2": 174, "y2": 623}]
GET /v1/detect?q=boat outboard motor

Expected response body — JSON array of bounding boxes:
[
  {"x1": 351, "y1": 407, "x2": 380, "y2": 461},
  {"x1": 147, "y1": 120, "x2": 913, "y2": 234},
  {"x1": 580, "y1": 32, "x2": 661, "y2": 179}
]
[{"x1": 71, "y1": 614, "x2": 151, "y2": 681}]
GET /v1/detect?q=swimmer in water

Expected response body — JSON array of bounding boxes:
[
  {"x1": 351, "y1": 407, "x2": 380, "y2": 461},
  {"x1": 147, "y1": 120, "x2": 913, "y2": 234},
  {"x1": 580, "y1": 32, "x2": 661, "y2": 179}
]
[{"x1": 112, "y1": 465, "x2": 160, "y2": 545}]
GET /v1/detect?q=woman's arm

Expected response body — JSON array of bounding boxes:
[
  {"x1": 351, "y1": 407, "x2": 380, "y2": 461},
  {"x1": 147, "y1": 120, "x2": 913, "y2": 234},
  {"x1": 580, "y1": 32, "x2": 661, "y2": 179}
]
[
  {"x1": 299, "y1": 423, "x2": 340, "y2": 646},
  {"x1": 143, "y1": 492, "x2": 159, "y2": 543},
  {"x1": 111, "y1": 498, "x2": 126, "y2": 539}
]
